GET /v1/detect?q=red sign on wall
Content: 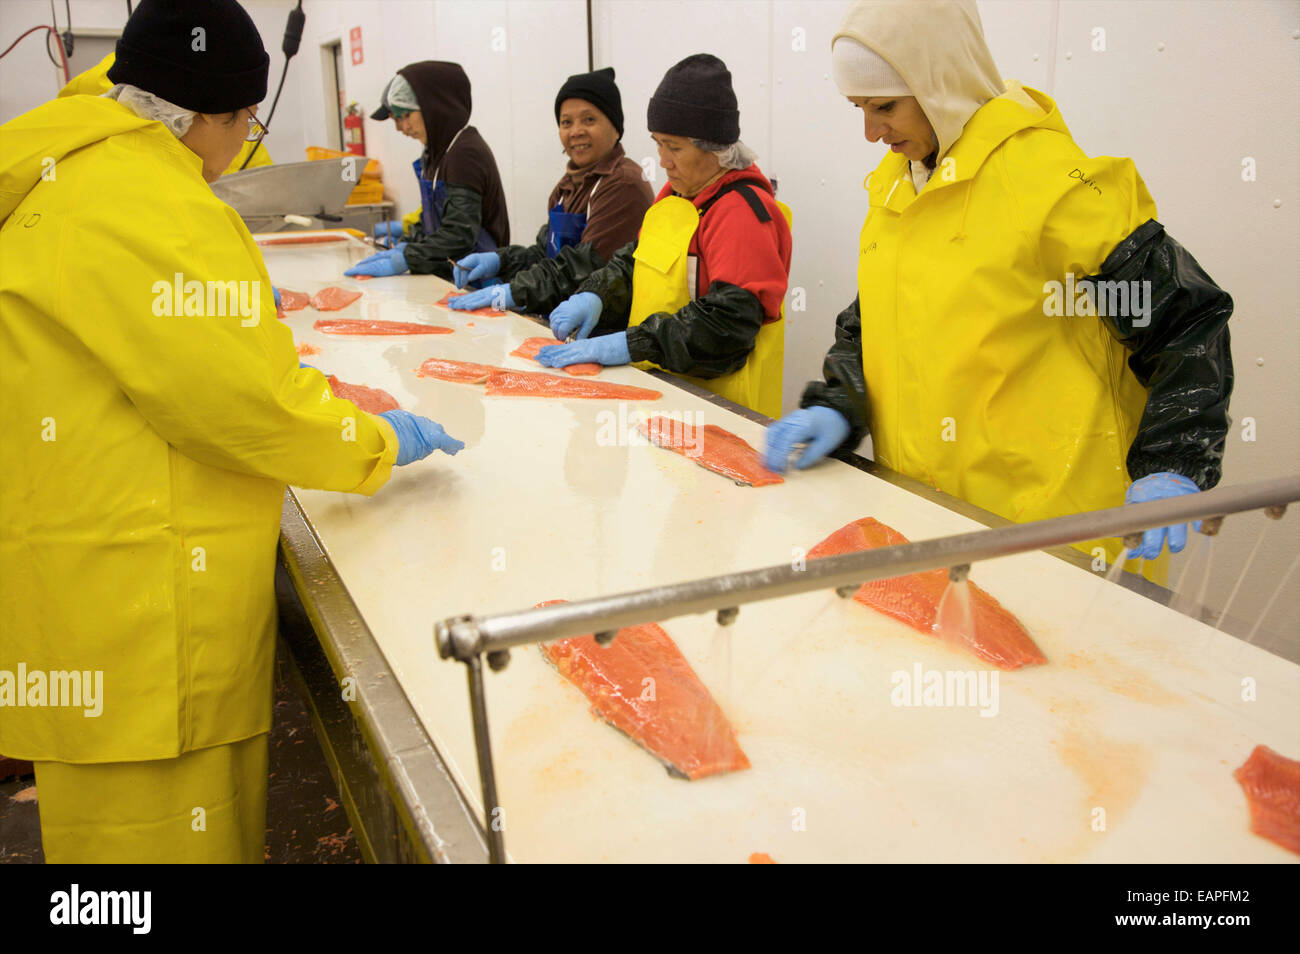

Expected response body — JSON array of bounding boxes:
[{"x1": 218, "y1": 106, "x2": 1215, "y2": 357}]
[{"x1": 349, "y1": 26, "x2": 363, "y2": 66}]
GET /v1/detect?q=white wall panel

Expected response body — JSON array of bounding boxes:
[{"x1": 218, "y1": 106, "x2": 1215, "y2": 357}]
[{"x1": 0, "y1": 1, "x2": 127, "y2": 118}]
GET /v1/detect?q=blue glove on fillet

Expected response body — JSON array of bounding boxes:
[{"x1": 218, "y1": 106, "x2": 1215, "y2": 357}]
[
  {"x1": 272, "y1": 286, "x2": 282, "y2": 308},
  {"x1": 448, "y1": 284, "x2": 514, "y2": 311},
  {"x1": 345, "y1": 244, "x2": 409, "y2": 278},
  {"x1": 536, "y1": 331, "x2": 630, "y2": 369},
  {"x1": 378, "y1": 409, "x2": 464, "y2": 466},
  {"x1": 764, "y1": 406, "x2": 852, "y2": 473}
]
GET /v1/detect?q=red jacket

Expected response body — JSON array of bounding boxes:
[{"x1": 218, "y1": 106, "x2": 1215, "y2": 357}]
[{"x1": 658, "y1": 164, "x2": 791, "y2": 321}]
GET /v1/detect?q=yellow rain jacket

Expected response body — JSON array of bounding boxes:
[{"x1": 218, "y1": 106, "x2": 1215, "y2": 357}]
[
  {"x1": 58, "y1": 52, "x2": 273, "y2": 174},
  {"x1": 627, "y1": 191, "x2": 792, "y2": 419},
  {"x1": 57, "y1": 52, "x2": 116, "y2": 97},
  {"x1": 578, "y1": 167, "x2": 793, "y2": 419},
  {"x1": 0, "y1": 94, "x2": 397, "y2": 764},
  {"x1": 856, "y1": 85, "x2": 1157, "y2": 568},
  {"x1": 814, "y1": 0, "x2": 1235, "y2": 580}
]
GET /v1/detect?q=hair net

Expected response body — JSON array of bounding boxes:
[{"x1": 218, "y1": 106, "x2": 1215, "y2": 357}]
[
  {"x1": 104, "y1": 84, "x2": 196, "y2": 138},
  {"x1": 691, "y1": 139, "x2": 758, "y2": 171}
]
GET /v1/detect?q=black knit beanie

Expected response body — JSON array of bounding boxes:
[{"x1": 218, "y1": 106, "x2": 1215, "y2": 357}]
[
  {"x1": 554, "y1": 67, "x2": 624, "y2": 137},
  {"x1": 107, "y1": 0, "x2": 269, "y2": 113},
  {"x1": 646, "y1": 53, "x2": 739, "y2": 144}
]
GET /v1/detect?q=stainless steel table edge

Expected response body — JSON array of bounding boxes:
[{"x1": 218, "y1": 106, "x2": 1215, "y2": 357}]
[{"x1": 278, "y1": 491, "x2": 490, "y2": 863}]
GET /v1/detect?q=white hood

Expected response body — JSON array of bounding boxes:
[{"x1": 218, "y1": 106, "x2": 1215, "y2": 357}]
[{"x1": 832, "y1": 0, "x2": 1018, "y2": 163}]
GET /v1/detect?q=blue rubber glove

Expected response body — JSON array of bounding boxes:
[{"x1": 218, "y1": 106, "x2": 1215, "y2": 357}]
[
  {"x1": 1125, "y1": 472, "x2": 1202, "y2": 560},
  {"x1": 378, "y1": 409, "x2": 465, "y2": 466},
  {"x1": 764, "y1": 406, "x2": 852, "y2": 473},
  {"x1": 453, "y1": 252, "x2": 500, "y2": 288},
  {"x1": 548, "y1": 292, "x2": 603, "y2": 341},
  {"x1": 298, "y1": 361, "x2": 316, "y2": 371},
  {"x1": 536, "y1": 331, "x2": 630, "y2": 369},
  {"x1": 448, "y1": 284, "x2": 514, "y2": 311},
  {"x1": 373, "y1": 221, "x2": 404, "y2": 243},
  {"x1": 272, "y1": 286, "x2": 282, "y2": 308},
  {"x1": 345, "y1": 244, "x2": 409, "y2": 278}
]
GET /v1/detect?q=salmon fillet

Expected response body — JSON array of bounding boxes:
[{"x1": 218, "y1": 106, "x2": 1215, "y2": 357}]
[
  {"x1": 414, "y1": 357, "x2": 503, "y2": 384},
  {"x1": 536, "y1": 600, "x2": 750, "y2": 780},
  {"x1": 809, "y1": 517, "x2": 1046, "y2": 670},
  {"x1": 256, "y1": 233, "x2": 348, "y2": 246},
  {"x1": 309, "y1": 287, "x2": 364, "y2": 311},
  {"x1": 639, "y1": 416, "x2": 783, "y2": 487},
  {"x1": 435, "y1": 290, "x2": 507, "y2": 317},
  {"x1": 326, "y1": 375, "x2": 400, "y2": 414},
  {"x1": 1234, "y1": 745, "x2": 1300, "y2": 854},
  {"x1": 749, "y1": 852, "x2": 777, "y2": 864},
  {"x1": 314, "y1": 318, "x2": 453, "y2": 335},
  {"x1": 279, "y1": 289, "x2": 311, "y2": 312},
  {"x1": 485, "y1": 368, "x2": 661, "y2": 401},
  {"x1": 511, "y1": 337, "x2": 601, "y2": 376},
  {"x1": 295, "y1": 343, "x2": 321, "y2": 357}
]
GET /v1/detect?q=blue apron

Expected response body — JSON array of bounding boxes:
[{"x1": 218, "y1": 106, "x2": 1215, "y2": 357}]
[
  {"x1": 414, "y1": 154, "x2": 495, "y2": 253},
  {"x1": 544, "y1": 177, "x2": 600, "y2": 258}
]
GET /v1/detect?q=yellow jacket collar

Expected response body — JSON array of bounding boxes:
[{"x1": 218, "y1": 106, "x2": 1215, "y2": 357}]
[{"x1": 868, "y1": 84, "x2": 1063, "y2": 213}]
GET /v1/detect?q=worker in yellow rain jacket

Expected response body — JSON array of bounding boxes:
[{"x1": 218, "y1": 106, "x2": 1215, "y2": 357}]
[
  {"x1": 0, "y1": 0, "x2": 462, "y2": 864},
  {"x1": 530, "y1": 55, "x2": 793, "y2": 420},
  {"x1": 765, "y1": 0, "x2": 1233, "y2": 584},
  {"x1": 58, "y1": 49, "x2": 273, "y2": 174}
]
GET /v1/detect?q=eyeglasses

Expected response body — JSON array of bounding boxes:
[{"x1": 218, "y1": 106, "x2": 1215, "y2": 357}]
[{"x1": 245, "y1": 112, "x2": 270, "y2": 142}]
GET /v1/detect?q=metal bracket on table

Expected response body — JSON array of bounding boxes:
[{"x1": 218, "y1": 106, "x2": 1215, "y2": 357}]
[
  {"x1": 437, "y1": 477, "x2": 1298, "y2": 862},
  {"x1": 434, "y1": 615, "x2": 507, "y2": 864}
]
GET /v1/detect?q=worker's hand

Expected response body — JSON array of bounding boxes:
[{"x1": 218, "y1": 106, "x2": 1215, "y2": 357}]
[
  {"x1": 764, "y1": 406, "x2": 851, "y2": 473},
  {"x1": 272, "y1": 286, "x2": 282, "y2": 308},
  {"x1": 453, "y1": 252, "x2": 500, "y2": 288},
  {"x1": 536, "y1": 331, "x2": 630, "y2": 369},
  {"x1": 1125, "y1": 472, "x2": 1202, "y2": 559},
  {"x1": 448, "y1": 284, "x2": 514, "y2": 312},
  {"x1": 378, "y1": 409, "x2": 465, "y2": 465},
  {"x1": 345, "y1": 244, "x2": 409, "y2": 278},
  {"x1": 548, "y1": 292, "x2": 603, "y2": 341},
  {"x1": 373, "y1": 221, "x2": 404, "y2": 246},
  {"x1": 298, "y1": 361, "x2": 317, "y2": 371}
]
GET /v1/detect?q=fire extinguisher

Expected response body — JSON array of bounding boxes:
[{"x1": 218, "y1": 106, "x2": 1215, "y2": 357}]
[{"x1": 344, "y1": 102, "x2": 366, "y2": 156}]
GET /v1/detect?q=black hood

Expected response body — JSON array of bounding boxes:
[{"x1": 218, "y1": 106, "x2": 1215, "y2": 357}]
[{"x1": 374, "y1": 61, "x2": 472, "y2": 171}]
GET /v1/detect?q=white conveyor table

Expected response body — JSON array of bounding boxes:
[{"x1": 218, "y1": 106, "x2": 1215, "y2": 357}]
[{"x1": 261, "y1": 232, "x2": 1299, "y2": 864}]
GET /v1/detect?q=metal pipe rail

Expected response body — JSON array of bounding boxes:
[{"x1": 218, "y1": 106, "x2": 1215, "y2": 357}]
[{"x1": 437, "y1": 475, "x2": 1298, "y2": 663}]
